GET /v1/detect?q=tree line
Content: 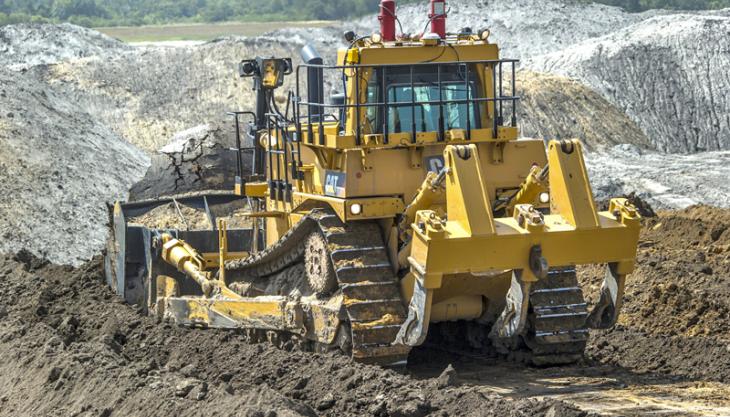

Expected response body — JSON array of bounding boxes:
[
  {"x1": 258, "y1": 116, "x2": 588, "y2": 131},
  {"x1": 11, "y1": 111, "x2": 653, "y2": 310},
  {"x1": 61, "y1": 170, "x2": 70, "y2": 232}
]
[
  {"x1": 1, "y1": 0, "x2": 728, "y2": 27},
  {"x1": 0, "y1": 0, "x2": 382, "y2": 27},
  {"x1": 588, "y1": 0, "x2": 730, "y2": 11}
]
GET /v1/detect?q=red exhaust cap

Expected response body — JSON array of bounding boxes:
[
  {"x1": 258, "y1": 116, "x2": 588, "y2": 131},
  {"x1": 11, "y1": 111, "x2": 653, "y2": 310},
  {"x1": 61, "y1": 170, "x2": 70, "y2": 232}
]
[
  {"x1": 379, "y1": 0, "x2": 397, "y2": 42},
  {"x1": 430, "y1": 0, "x2": 447, "y2": 39}
]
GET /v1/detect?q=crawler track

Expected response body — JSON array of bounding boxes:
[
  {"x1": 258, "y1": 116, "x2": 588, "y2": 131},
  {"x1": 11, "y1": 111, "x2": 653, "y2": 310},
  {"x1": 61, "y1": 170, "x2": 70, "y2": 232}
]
[
  {"x1": 226, "y1": 209, "x2": 410, "y2": 365},
  {"x1": 431, "y1": 268, "x2": 589, "y2": 366},
  {"x1": 522, "y1": 268, "x2": 590, "y2": 365},
  {"x1": 226, "y1": 211, "x2": 589, "y2": 367}
]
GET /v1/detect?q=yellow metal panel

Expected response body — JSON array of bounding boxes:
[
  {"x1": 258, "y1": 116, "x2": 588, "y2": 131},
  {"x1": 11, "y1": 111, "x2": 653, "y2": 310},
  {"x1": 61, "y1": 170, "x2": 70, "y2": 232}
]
[
  {"x1": 444, "y1": 145, "x2": 496, "y2": 237},
  {"x1": 430, "y1": 295, "x2": 484, "y2": 322},
  {"x1": 356, "y1": 43, "x2": 500, "y2": 65},
  {"x1": 291, "y1": 192, "x2": 404, "y2": 222},
  {"x1": 298, "y1": 127, "x2": 520, "y2": 151},
  {"x1": 547, "y1": 140, "x2": 600, "y2": 229},
  {"x1": 202, "y1": 252, "x2": 249, "y2": 269},
  {"x1": 244, "y1": 182, "x2": 268, "y2": 197},
  {"x1": 156, "y1": 275, "x2": 179, "y2": 298},
  {"x1": 187, "y1": 300, "x2": 210, "y2": 323},
  {"x1": 410, "y1": 211, "x2": 640, "y2": 278},
  {"x1": 211, "y1": 298, "x2": 286, "y2": 322}
]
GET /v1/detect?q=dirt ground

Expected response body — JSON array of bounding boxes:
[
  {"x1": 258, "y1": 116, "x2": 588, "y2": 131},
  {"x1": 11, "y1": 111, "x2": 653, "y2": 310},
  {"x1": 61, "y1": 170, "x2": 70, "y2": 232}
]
[
  {"x1": 1, "y1": 206, "x2": 730, "y2": 416},
  {"x1": 0, "y1": 254, "x2": 594, "y2": 417}
]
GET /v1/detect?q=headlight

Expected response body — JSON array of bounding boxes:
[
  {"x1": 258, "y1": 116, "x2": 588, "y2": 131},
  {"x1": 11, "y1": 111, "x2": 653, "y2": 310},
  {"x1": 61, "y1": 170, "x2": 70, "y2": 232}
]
[
  {"x1": 539, "y1": 192, "x2": 550, "y2": 204},
  {"x1": 350, "y1": 203, "x2": 362, "y2": 215}
]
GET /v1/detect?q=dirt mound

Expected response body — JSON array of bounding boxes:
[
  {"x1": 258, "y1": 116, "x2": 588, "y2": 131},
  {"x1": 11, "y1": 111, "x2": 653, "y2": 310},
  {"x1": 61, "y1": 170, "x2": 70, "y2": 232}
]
[
  {"x1": 0, "y1": 252, "x2": 595, "y2": 417},
  {"x1": 579, "y1": 206, "x2": 730, "y2": 381},
  {"x1": 517, "y1": 71, "x2": 652, "y2": 150},
  {"x1": 128, "y1": 121, "x2": 247, "y2": 201},
  {"x1": 129, "y1": 200, "x2": 251, "y2": 230},
  {"x1": 0, "y1": 67, "x2": 148, "y2": 266},
  {"x1": 527, "y1": 13, "x2": 730, "y2": 152},
  {"x1": 588, "y1": 327, "x2": 730, "y2": 383},
  {"x1": 0, "y1": 23, "x2": 130, "y2": 70}
]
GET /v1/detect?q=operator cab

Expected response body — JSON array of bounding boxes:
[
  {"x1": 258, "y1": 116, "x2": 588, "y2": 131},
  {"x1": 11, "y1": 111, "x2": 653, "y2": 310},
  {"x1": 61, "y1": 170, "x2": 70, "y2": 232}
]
[{"x1": 364, "y1": 64, "x2": 483, "y2": 135}]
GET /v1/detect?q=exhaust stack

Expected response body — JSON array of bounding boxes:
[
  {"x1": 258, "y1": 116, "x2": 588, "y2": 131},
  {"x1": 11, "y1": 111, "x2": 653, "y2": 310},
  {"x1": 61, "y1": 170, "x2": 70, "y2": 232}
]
[
  {"x1": 300, "y1": 44, "x2": 324, "y2": 121},
  {"x1": 379, "y1": 0, "x2": 397, "y2": 41},
  {"x1": 429, "y1": 0, "x2": 447, "y2": 38}
]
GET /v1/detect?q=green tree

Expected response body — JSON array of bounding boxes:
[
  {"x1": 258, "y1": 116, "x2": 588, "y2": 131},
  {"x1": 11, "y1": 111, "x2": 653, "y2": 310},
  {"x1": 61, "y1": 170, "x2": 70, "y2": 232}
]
[{"x1": 51, "y1": 0, "x2": 106, "y2": 20}]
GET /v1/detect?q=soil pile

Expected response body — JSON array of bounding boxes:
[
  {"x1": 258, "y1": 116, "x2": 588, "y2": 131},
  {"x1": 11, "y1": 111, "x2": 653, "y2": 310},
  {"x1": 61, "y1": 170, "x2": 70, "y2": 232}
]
[
  {"x1": 0, "y1": 67, "x2": 148, "y2": 266},
  {"x1": 527, "y1": 13, "x2": 730, "y2": 152},
  {"x1": 0, "y1": 252, "x2": 595, "y2": 417},
  {"x1": 0, "y1": 23, "x2": 130, "y2": 70},
  {"x1": 580, "y1": 206, "x2": 730, "y2": 381},
  {"x1": 517, "y1": 71, "x2": 651, "y2": 151},
  {"x1": 129, "y1": 200, "x2": 251, "y2": 230}
]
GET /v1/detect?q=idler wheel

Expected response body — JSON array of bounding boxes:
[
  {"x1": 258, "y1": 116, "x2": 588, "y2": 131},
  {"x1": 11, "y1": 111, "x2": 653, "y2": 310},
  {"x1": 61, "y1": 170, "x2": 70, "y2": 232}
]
[{"x1": 304, "y1": 232, "x2": 337, "y2": 295}]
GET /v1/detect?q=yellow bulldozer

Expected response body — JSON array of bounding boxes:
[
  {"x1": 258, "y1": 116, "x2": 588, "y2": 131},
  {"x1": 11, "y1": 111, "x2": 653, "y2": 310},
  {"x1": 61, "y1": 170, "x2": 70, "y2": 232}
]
[{"x1": 105, "y1": 0, "x2": 641, "y2": 367}]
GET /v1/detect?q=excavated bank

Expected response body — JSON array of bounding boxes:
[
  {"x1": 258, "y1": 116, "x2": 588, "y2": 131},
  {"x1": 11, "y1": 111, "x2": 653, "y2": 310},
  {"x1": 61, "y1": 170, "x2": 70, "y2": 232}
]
[
  {"x1": 526, "y1": 13, "x2": 730, "y2": 152},
  {"x1": 517, "y1": 71, "x2": 652, "y2": 151},
  {"x1": 580, "y1": 205, "x2": 730, "y2": 383},
  {"x1": 0, "y1": 252, "x2": 595, "y2": 417},
  {"x1": 0, "y1": 67, "x2": 149, "y2": 266}
]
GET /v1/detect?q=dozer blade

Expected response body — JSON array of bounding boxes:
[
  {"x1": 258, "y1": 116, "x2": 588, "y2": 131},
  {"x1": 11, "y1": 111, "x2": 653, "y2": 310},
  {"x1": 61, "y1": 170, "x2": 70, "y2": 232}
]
[{"x1": 104, "y1": 192, "x2": 260, "y2": 311}]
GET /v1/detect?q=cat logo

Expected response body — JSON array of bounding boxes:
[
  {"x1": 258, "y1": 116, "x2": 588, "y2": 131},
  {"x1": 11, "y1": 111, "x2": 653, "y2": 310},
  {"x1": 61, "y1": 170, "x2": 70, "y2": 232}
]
[
  {"x1": 424, "y1": 155, "x2": 445, "y2": 173},
  {"x1": 324, "y1": 171, "x2": 346, "y2": 197}
]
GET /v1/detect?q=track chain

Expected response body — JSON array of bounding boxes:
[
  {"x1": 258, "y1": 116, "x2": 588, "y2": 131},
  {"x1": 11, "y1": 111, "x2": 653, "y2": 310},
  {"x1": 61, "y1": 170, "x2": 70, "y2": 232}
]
[
  {"x1": 522, "y1": 267, "x2": 589, "y2": 365},
  {"x1": 226, "y1": 209, "x2": 410, "y2": 365}
]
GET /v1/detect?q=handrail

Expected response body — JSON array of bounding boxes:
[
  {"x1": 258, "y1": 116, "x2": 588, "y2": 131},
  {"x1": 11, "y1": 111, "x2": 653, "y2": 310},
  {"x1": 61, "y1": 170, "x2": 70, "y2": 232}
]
[
  {"x1": 293, "y1": 58, "x2": 520, "y2": 143},
  {"x1": 226, "y1": 111, "x2": 257, "y2": 179}
]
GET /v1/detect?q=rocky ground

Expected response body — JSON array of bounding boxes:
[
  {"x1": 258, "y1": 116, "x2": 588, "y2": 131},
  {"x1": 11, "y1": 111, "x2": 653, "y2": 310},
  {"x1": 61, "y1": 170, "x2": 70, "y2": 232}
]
[
  {"x1": 2, "y1": 207, "x2": 730, "y2": 416},
  {"x1": 587, "y1": 146, "x2": 730, "y2": 209}
]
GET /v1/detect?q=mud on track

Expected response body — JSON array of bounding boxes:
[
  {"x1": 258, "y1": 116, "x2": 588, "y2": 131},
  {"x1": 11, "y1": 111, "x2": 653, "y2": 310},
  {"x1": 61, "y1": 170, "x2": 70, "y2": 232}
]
[{"x1": 1, "y1": 206, "x2": 729, "y2": 416}]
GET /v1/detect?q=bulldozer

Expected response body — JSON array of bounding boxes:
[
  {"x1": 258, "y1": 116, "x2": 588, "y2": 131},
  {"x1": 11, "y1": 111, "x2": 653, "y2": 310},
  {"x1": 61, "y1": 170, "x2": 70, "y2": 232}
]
[{"x1": 105, "y1": 0, "x2": 641, "y2": 367}]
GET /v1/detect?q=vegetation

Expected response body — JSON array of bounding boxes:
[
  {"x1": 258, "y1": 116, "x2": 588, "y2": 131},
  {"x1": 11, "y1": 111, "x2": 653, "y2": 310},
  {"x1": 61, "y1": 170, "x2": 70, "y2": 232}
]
[
  {"x1": 0, "y1": 0, "x2": 379, "y2": 27},
  {"x1": 586, "y1": 0, "x2": 730, "y2": 12},
  {"x1": 0, "y1": 0, "x2": 729, "y2": 27}
]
